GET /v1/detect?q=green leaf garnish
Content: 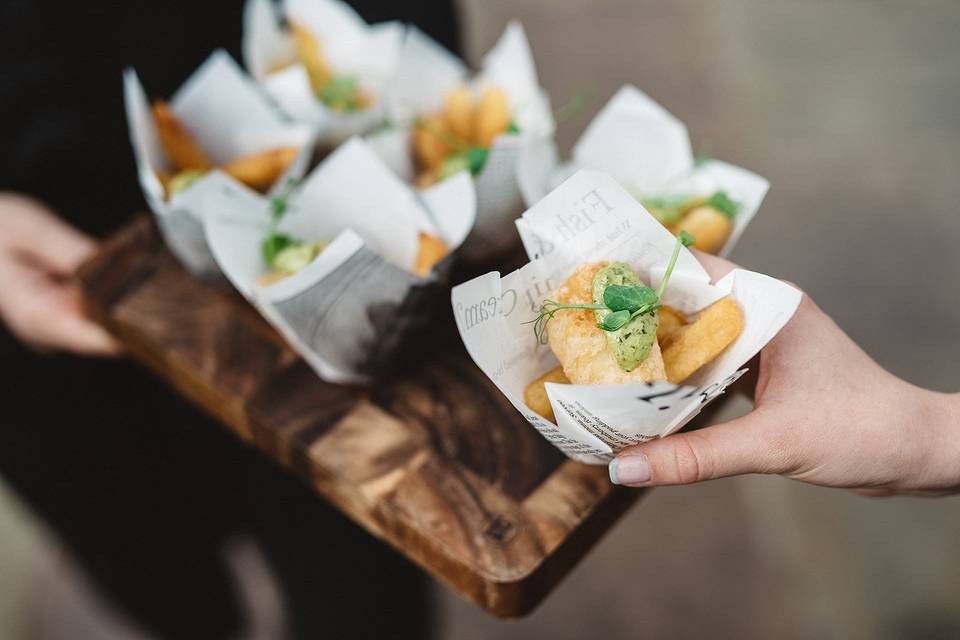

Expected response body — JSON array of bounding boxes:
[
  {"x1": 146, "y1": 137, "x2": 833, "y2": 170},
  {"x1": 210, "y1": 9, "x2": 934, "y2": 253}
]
[
  {"x1": 262, "y1": 178, "x2": 302, "y2": 267},
  {"x1": 438, "y1": 146, "x2": 490, "y2": 180},
  {"x1": 706, "y1": 191, "x2": 740, "y2": 219},
  {"x1": 639, "y1": 195, "x2": 688, "y2": 225},
  {"x1": 603, "y1": 284, "x2": 658, "y2": 312},
  {"x1": 262, "y1": 233, "x2": 296, "y2": 265},
  {"x1": 506, "y1": 120, "x2": 520, "y2": 134},
  {"x1": 319, "y1": 75, "x2": 364, "y2": 112},
  {"x1": 466, "y1": 146, "x2": 489, "y2": 175},
  {"x1": 596, "y1": 309, "x2": 631, "y2": 332},
  {"x1": 527, "y1": 232, "x2": 693, "y2": 343},
  {"x1": 169, "y1": 170, "x2": 205, "y2": 195}
]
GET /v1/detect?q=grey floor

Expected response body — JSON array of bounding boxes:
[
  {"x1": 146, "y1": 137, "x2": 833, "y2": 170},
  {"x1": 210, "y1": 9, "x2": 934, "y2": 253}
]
[{"x1": 2, "y1": 1, "x2": 959, "y2": 638}]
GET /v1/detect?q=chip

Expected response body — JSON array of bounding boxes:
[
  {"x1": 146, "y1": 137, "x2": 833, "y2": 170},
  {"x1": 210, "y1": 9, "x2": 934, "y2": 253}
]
[
  {"x1": 661, "y1": 297, "x2": 743, "y2": 383},
  {"x1": 656, "y1": 305, "x2": 687, "y2": 346},
  {"x1": 151, "y1": 101, "x2": 213, "y2": 172},
  {"x1": 221, "y1": 147, "x2": 299, "y2": 192},
  {"x1": 412, "y1": 232, "x2": 449, "y2": 276},
  {"x1": 523, "y1": 366, "x2": 570, "y2": 422}
]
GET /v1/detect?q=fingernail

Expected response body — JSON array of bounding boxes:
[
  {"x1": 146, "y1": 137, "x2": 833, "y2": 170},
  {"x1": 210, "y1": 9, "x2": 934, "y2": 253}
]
[{"x1": 608, "y1": 454, "x2": 651, "y2": 486}]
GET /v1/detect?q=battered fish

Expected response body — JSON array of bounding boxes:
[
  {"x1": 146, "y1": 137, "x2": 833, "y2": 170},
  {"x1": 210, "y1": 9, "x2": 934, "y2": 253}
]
[{"x1": 546, "y1": 262, "x2": 667, "y2": 384}]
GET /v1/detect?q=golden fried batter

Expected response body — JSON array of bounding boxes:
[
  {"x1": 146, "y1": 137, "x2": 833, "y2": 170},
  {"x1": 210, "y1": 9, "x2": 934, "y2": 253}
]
[
  {"x1": 546, "y1": 262, "x2": 667, "y2": 384},
  {"x1": 523, "y1": 366, "x2": 570, "y2": 422},
  {"x1": 662, "y1": 296, "x2": 743, "y2": 383}
]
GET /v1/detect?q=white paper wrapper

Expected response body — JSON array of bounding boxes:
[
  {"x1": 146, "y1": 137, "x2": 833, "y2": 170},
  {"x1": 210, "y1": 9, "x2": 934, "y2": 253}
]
[
  {"x1": 242, "y1": 0, "x2": 402, "y2": 147},
  {"x1": 123, "y1": 49, "x2": 314, "y2": 278},
  {"x1": 518, "y1": 84, "x2": 769, "y2": 258},
  {"x1": 367, "y1": 21, "x2": 555, "y2": 262},
  {"x1": 452, "y1": 170, "x2": 800, "y2": 464},
  {"x1": 203, "y1": 137, "x2": 475, "y2": 384}
]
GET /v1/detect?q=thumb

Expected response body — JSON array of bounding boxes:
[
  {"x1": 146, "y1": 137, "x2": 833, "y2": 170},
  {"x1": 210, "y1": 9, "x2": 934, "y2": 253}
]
[{"x1": 609, "y1": 410, "x2": 788, "y2": 486}]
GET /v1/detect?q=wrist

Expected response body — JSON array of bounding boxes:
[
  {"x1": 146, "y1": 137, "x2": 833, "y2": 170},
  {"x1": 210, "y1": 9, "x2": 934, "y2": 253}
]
[{"x1": 915, "y1": 390, "x2": 960, "y2": 494}]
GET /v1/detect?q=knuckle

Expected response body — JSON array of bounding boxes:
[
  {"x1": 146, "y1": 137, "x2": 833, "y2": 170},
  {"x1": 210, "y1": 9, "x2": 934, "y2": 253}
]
[{"x1": 670, "y1": 435, "x2": 711, "y2": 484}]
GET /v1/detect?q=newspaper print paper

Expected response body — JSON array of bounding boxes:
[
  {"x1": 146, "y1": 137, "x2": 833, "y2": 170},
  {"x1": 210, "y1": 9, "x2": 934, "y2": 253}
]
[
  {"x1": 123, "y1": 49, "x2": 314, "y2": 277},
  {"x1": 204, "y1": 138, "x2": 475, "y2": 383},
  {"x1": 452, "y1": 170, "x2": 800, "y2": 464},
  {"x1": 518, "y1": 85, "x2": 769, "y2": 258}
]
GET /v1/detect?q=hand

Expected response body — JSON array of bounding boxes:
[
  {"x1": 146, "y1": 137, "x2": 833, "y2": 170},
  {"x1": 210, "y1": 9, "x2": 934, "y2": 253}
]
[
  {"x1": 0, "y1": 193, "x2": 122, "y2": 356},
  {"x1": 609, "y1": 252, "x2": 960, "y2": 496}
]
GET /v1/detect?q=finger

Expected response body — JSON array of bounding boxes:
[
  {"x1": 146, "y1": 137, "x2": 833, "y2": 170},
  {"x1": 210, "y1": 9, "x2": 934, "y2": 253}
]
[
  {"x1": 23, "y1": 215, "x2": 98, "y2": 276},
  {"x1": 0, "y1": 194, "x2": 97, "y2": 275},
  {"x1": 609, "y1": 410, "x2": 787, "y2": 487},
  {"x1": 691, "y1": 249, "x2": 738, "y2": 282},
  {"x1": 0, "y1": 256, "x2": 121, "y2": 357},
  {"x1": 33, "y1": 285, "x2": 123, "y2": 357},
  {"x1": 39, "y1": 307, "x2": 123, "y2": 357}
]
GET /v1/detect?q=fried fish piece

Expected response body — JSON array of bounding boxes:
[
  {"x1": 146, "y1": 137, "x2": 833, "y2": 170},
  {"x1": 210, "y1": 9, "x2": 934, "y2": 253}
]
[
  {"x1": 290, "y1": 22, "x2": 332, "y2": 94},
  {"x1": 523, "y1": 366, "x2": 570, "y2": 422},
  {"x1": 413, "y1": 116, "x2": 452, "y2": 172},
  {"x1": 443, "y1": 86, "x2": 474, "y2": 141},
  {"x1": 152, "y1": 101, "x2": 213, "y2": 172},
  {"x1": 546, "y1": 261, "x2": 667, "y2": 385},
  {"x1": 473, "y1": 87, "x2": 510, "y2": 148},
  {"x1": 412, "y1": 232, "x2": 449, "y2": 276},
  {"x1": 221, "y1": 147, "x2": 299, "y2": 192},
  {"x1": 662, "y1": 296, "x2": 743, "y2": 383},
  {"x1": 676, "y1": 206, "x2": 733, "y2": 254}
]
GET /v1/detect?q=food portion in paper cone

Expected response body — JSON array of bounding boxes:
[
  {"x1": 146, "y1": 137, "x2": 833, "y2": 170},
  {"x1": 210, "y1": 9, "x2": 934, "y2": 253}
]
[
  {"x1": 412, "y1": 86, "x2": 519, "y2": 188},
  {"x1": 364, "y1": 21, "x2": 554, "y2": 261},
  {"x1": 255, "y1": 176, "x2": 451, "y2": 288},
  {"x1": 519, "y1": 85, "x2": 768, "y2": 256},
  {"x1": 452, "y1": 170, "x2": 801, "y2": 464},
  {"x1": 637, "y1": 192, "x2": 740, "y2": 255},
  {"x1": 123, "y1": 49, "x2": 314, "y2": 277},
  {"x1": 203, "y1": 137, "x2": 476, "y2": 384},
  {"x1": 151, "y1": 101, "x2": 299, "y2": 199},
  {"x1": 522, "y1": 236, "x2": 745, "y2": 422},
  {"x1": 243, "y1": 0, "x2": 401, "y2": 139}
]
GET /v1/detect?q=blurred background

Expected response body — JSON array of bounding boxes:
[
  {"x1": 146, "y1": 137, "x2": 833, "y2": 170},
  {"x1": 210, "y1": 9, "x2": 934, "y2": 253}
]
[{"x1": 2, "y1": 0, "x2": 959, "y2": 638}]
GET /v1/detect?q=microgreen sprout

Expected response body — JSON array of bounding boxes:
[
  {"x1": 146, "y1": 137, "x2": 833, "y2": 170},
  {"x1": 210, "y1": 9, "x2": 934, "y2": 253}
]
[
  {"x1": 553, "y1": 88, "x2": 593, "y2": 124},
  {"x1": 526, "y1": 231, "x2": 695, "y2": 343},
  {"x1": 261, "y1": 178, "x2": 301, "y2": 265}
]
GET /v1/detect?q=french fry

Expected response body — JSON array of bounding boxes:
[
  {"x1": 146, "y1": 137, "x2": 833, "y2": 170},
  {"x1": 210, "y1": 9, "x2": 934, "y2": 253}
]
[
  {"x1": 662, "y1": 297, "x2": 743, "y2": 384},
  {"x1": 413, "y1": 116, "x2": 452, "y2": 171},
  {"x1": 656, "y1": 305, "x2": 687, "y2": 346},
  {"x1": 290, "y1": 22, "x2": 332, "y2": 94},
  {"x1": 473, "y1": 87, "x2": 510, "y2": 148},
  {"x1": 151, "y1": 101, "x2": 213, "y2": 171},
  {"x1": 443, "y1": 87, "x2": 474, "y2": 141},
  {"x1": 221, "y1": 147, "x2": 299, "y2": 192},
  {"x1": 413, "y1": 232, "x2": 449, "y2": 276},
  {"x1": 524, "y1": 366, "x2": 570, "y2": 422},
  {"x1": 677, "y1": 206, "x2": 733, "y2": 254}
]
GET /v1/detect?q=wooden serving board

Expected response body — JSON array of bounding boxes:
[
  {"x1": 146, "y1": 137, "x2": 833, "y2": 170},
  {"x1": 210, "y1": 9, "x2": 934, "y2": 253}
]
[{"x1": 77, "y1": 216, "x2": 648, "y2": 618}]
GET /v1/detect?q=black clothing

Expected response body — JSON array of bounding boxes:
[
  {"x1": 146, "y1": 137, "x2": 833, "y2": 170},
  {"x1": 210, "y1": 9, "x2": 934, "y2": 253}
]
[{"x1": 0, "y1": 1, "x2": 460, "y2": 638}]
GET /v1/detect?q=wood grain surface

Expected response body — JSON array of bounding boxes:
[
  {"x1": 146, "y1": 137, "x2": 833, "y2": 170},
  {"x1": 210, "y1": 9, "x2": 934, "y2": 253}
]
[{"x1": 77, "y1": 216, "x2": 649, "y2": 618}]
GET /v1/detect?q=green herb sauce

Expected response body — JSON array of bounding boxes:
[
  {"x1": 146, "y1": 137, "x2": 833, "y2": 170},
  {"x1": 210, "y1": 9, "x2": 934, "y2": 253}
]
[{"x1": 591, "y1": 262, "x2": 658, "y2": 371}]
